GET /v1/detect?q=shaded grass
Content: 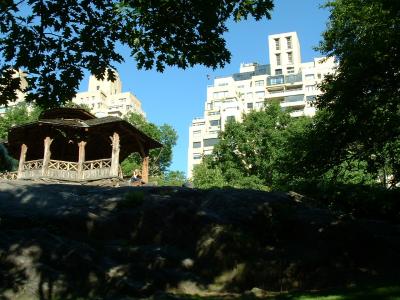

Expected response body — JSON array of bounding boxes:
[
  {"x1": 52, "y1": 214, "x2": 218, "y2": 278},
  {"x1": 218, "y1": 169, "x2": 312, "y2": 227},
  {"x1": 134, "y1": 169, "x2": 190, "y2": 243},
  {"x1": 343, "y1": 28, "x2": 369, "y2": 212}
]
[
  {"x1": 271, "y1": 285, "x2": 400, "y2": 299},
  {"x1": 174, "y1": 284, "x2": 400, "y2": 300}
]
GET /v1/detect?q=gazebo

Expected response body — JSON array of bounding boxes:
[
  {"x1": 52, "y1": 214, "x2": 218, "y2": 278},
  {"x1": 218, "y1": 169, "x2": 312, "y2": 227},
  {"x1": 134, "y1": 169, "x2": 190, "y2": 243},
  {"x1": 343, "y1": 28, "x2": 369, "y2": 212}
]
[{"x1": 3, "y1": 108, "x2": 162, "y2": 183}]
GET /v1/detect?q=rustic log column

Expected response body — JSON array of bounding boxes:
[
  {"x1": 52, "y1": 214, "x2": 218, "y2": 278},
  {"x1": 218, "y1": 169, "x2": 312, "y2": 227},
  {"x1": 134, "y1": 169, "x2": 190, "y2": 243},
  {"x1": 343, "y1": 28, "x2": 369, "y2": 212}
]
[
  {"x1": 77, "y1": 141, "x2": 86, "y2": 180},
  {"x1": 17, "y1": 144, "x2": 28, "y2": 179},
  {"x1": 42, "y1": 137, "x2": 53, "y2": 176},
  {"x1": 110, "y1": 132, "x2": 120, "y2": 177},
  {"x1": 141, "y1": 151, "x2": 149, "y2": 184}
]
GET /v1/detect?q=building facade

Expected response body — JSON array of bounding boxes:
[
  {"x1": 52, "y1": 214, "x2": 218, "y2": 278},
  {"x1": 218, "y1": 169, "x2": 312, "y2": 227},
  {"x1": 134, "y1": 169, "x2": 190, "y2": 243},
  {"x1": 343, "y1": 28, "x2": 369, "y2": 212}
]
[
  {"x1": 72, "y1": 71, "x2": 145, "y2": 118},
  {"x1": 187, "y1": 32, "x2": 337, "y2": 177}
]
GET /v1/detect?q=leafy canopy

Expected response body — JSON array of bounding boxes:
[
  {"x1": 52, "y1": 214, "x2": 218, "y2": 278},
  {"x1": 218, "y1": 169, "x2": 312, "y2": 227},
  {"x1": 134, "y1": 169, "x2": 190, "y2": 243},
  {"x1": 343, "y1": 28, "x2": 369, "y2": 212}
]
[
  {"x1": 122, "y1": 112, "x2": 177, "y2": 177},
  {"x1": 302, "y1": 0, "x2": 400, "y2": 185},
  {"x1": 0, "y1": 0, "x2": 273, "y2": 107},
  {"x1": 193, "y1": 103, "x2": 302, "y2": 190}
]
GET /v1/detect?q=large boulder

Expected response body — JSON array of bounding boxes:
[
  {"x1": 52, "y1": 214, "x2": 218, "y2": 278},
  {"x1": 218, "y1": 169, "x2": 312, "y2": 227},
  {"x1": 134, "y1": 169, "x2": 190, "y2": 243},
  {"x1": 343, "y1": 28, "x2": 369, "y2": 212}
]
[{"x1": 0, "y1": 180, "x2": 399, "y2": 299}]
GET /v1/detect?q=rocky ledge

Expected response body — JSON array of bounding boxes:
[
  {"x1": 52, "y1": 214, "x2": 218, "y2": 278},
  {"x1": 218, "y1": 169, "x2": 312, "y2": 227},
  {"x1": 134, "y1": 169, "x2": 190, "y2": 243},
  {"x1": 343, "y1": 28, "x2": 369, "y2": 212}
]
[{"x1": 0, "y1": 180, "x2": 399, "y2": 299}]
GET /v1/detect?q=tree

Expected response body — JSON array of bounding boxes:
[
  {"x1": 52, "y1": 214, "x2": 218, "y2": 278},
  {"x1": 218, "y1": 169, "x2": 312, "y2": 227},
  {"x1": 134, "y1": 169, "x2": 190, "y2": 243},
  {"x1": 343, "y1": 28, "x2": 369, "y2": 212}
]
[
  {"x1": 0, "y1": 103, "x2": 41, "y2": 140},
  {"x1": 0, "y1": 0, "x2": 274, "y2": 107},
  {"x1": 0, "y1": 143, "x2": 15, "y2": 171},
  {"x1": 193, "y1": 103, "x2": 296, "y2": 190},
  {"x1": 122, "y1": 112, "x2": 177, "y2": 177},
  {"x1": 154, "y1": 170, "x2": 186, "y2": 186},
  {"x1": 305, "y1": 0, "x2": 400, "y2": 185}
]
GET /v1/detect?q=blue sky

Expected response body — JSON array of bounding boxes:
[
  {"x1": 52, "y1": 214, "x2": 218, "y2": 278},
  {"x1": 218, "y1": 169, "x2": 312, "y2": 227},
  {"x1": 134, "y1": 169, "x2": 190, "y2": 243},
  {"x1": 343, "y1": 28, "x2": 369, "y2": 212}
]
[{"x1": 78, "y1": 0, "x2": 331, "y2": 176}]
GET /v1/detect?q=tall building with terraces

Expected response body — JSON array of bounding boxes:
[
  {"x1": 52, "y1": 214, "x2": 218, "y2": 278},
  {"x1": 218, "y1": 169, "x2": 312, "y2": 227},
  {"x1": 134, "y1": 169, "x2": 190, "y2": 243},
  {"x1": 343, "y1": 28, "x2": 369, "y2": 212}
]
[
  {"x1": 72, "y1": 71, "x2": 145, "y2": 118},
  {"x1": 187, "y1": 32, "x2": 337, "y2": 177}
]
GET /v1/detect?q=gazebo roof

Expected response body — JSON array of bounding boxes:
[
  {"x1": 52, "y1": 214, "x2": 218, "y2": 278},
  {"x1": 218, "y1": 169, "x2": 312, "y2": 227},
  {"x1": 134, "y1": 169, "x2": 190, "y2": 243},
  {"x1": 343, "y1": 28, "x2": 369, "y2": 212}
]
[
  {"x1": 39, "y1": 107, "x2": 97, "y2": 120},
  {"x1": 6, "y1": 108, "x2": 162, "y2": 162}
]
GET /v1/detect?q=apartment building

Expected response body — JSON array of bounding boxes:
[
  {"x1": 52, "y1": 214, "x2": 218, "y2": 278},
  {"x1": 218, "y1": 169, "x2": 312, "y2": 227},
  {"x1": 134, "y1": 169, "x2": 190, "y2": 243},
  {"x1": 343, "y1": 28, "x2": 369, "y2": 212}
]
[
  {"x1": 187, "y1": 32, "x2": 337, "y2": 177},
  {"x1": 72, "y1": 71, "x2": 145, "y2": 118}
]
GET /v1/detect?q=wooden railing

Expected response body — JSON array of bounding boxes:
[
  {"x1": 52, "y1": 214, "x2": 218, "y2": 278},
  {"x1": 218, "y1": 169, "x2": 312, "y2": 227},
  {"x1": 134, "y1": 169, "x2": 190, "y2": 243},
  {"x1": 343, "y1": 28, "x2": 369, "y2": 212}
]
[
  {"x1": 23, "y1": 159, "x2": 43, "y2": 170},
  {"x1": 0, "y1": 171, "x2": 18, "y2": 180},
  {"x1": 16, "y1": 158, "x2": 117, "y2": 181},
  {"x1": 49, "y1": 160, "x2": 78, "y2": 171},
  {"x1": 83, "y1": 159, "x2": 111, "y2": 170}
]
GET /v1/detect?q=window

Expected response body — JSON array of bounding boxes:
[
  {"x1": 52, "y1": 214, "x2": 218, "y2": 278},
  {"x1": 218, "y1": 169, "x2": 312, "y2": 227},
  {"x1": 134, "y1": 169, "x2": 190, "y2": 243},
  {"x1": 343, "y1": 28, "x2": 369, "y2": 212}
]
[
  {"x1": 208, "y1": 111, "x2": 220, "y2": 116},
  {"x1": 274, "y1": 38, "x2": 280, "y2": 50},
  {"x1": 247, "y1": 102, "x2": 253, "y2": 109},
  {"x1": 255, "y1": 101, "x2": 265, "y2": 109},
  {"x1": 126, "y1": 105, "x2": 131, "y2": 110},
  {"x1": 193, "y1": 153, "x2": 202, "y2": 160},
  {"x1": 305, "y1": 85, "x2": 316, "y2": 92},
  {"x1": 193, "y1": 142, "x2": 201, "y2": 148},
  {"x1": 204, "y1": 149, "x2": 213, "y2": 155},
  {"x1": 255, "y1": 91, "x2": 265, "y2": 98},
  {"x1": 203, "y1": 138, "x2": 219, "y2": 147},
  {"x1": 317, "y1": 73, "x2": 322, "y2": 79},
  {"x1": 226, "y1": 116, "x2": 235, "y2": 122},
  {"x1": 246, "y1": 92, "x2": 253, "y2": 98},
  {"x1": 92, "y1": 96, "x2": 95, "y2": 101},
  {"x1": 270, "y1": 76, "x2": 284, "y2": 85},
  {"x1": 98, "y1": 103, "x2": 101, "y2": 108},
  {"x1": 286, "y1": 36, "x2": 292, "y2": 49},
  {"x1": 276, "y1": 54, "x2": 281, "y2": 65},
  {"x1": 119, "y1": 98, "x2": 126, "y2": 102},
  {"x1": 209, "y1": 119, "x2": 220, "y2": 127},
  {"x1": 96, "y1": 86, "x2": 100, "y2": 90},
  {"x1": 237, "y1": 84, "x2": 244, "y2": 88},
  {"x1": 275, "y1": 69, "x2": 283, "y2": 75},
  {"x1": 213, "y1": 91, "x2": 228, "y2": 99},
  {"x1": 287, "y1": 67, "x2": 295, "y2": 74},
  {"x1": 305, "y1": 74, "x2": 315, "y2": 80},
  {"x1": 255, "y1": 80, "x2": 264, "y2": 87},
  {"x1": 287, "y1": 52, "x2": 293, "y2": 64},
  {"x1": 193, "y1": 130, "x2": 201, "y2": 138}
]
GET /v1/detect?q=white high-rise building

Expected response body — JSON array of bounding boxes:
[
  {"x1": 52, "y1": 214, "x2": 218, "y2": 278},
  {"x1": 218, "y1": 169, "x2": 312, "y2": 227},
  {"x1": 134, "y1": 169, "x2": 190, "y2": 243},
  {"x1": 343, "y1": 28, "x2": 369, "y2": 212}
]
[
  {"x1": 187, "y1": 32, "x2": 337, "y2": 177},
  {"x1": 72, "y1": 71, "x2": 145, "y2": 118}
]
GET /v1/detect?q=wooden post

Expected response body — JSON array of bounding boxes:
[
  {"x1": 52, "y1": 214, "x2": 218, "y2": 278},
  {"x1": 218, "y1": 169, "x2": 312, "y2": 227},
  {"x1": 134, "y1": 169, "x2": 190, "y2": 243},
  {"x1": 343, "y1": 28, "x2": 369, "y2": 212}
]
[
  {"x1": 110, "y1": 132, "x2": 120, "y2": 177},
  {"x1": 17, "y1": 144, "x2": 28, "y2": 179},
  {"x1": 141, "y1": 151, "x2": 149, "y2": 184},
  {"x1": 42, "y1": 137, "x2": 53, "y2": 176},
  {"x1": 77, "y1": 141, "x2": 86, "y2": 180}
]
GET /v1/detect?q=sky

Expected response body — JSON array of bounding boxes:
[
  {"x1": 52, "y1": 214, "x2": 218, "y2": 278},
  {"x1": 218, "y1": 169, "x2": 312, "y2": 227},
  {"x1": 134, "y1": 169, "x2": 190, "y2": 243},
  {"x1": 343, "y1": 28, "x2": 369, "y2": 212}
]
[{"x1": 78, "y1": 0, "x2": 331, "y2": 176}]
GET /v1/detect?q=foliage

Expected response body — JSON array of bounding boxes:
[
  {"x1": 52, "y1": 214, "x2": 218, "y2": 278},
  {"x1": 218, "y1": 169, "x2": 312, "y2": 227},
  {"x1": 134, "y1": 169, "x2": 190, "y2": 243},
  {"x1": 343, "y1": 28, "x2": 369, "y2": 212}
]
[
  {"x1": 193, "y1": 103, "x2": 294, "y2": 190},
  {"x1": 302, "y1": 0, "x2": 400, "y2": 185},
  {"x1": 0, "y1": 143, "x2": 16, "y2": 171},
  {"x1": 192, "y1": 157, "x2": 226, "y2": 189},
  {"x1": 122, "y1": 112, "x2": 177, "y2": 177},
  {"x1": 152, "y1": 170, "x2": 186, "y2": 186},
  {"x1": 0, "y1": 103, "x2": 41, "y2": 140},
  {"x1": 0, "y1": 0, "x2": 274, "y2": 107},
  {"x1": 62, "y1": 101, "x2": 91, "y2": 111}
]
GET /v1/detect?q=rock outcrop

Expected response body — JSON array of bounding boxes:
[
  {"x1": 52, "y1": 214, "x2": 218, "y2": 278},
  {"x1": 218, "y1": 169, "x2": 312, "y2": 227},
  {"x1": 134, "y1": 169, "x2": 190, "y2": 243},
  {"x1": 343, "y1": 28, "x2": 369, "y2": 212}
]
[{"x1": 0, "y1": 180, "x2": 399, "y2": 299}]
